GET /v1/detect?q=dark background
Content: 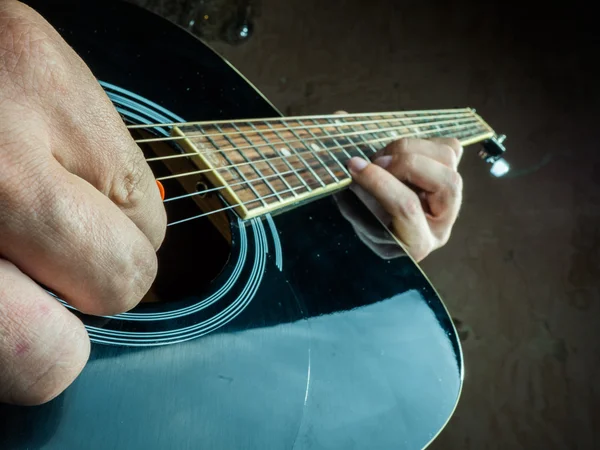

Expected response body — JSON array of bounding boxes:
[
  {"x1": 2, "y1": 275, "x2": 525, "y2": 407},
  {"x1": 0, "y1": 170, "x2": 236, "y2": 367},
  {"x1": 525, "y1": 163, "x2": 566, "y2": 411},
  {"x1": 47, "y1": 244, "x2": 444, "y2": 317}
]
[{"x1": 132, "y1": 0, "x2": 599, "y2": 448}]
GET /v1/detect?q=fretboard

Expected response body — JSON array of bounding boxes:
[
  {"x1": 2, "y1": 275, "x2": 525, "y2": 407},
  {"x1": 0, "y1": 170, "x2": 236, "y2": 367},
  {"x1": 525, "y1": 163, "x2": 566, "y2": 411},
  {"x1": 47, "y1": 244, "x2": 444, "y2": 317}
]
[{"x1": 173, "y1": 108, "x2": 494, "y2": 220}]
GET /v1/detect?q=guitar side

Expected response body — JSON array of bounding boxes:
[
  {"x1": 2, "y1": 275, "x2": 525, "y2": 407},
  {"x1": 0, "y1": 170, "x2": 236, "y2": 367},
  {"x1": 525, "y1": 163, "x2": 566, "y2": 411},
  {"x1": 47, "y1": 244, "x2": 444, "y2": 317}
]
[{"x1": 1, "y1": 1, "x2": 463, "y2": 449}]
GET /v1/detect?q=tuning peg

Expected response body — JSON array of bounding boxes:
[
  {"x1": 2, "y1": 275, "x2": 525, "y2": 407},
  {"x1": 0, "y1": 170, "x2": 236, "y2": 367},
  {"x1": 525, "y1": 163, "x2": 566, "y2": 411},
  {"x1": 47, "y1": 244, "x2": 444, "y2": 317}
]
[
  {"x1": 479, "y1": 134, "x2": 510, "y2": 177},
  {"x1": 490, "y1": 157, "x2": 510, "y2": 177}
]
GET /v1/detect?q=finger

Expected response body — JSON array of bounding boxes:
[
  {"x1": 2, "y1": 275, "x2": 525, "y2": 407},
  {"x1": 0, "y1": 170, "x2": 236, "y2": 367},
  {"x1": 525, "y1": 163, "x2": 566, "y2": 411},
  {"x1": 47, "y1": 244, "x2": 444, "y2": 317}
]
[
  {"x1": 0, "y1": 156, "x2": 158, "y2": 316},
  {"x1": 347, "y1": 157, "x2": 433, "y2": 261},
  {"x1": 429, "y1": 137, "x2": 463, "y2": 165},
  {"x1": 0, "y1": 259, "x2": 90, "y2": 405},
  {"x1": 50, "y1": 83, "x2": 167, "y2": 251},
  {"x1": 383, "y1": 137, "x2": 462, "y2": 169},
  {"x1": 373, "y1": 152, "x2": 462, "y2": 220}
]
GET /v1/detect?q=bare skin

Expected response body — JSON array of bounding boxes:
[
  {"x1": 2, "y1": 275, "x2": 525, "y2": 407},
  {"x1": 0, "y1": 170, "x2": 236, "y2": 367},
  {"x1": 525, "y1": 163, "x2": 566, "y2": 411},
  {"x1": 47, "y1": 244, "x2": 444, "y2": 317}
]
[{"x1": 0, "y1": 0, "x2": 463, "y2": 405}]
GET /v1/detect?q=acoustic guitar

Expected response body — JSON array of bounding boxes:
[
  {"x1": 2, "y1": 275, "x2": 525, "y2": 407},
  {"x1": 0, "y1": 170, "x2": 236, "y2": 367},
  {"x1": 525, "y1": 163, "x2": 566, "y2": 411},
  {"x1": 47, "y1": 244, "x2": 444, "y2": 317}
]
[{"x1": 0, "y1": 1, "x2": 509, "y2": 449}]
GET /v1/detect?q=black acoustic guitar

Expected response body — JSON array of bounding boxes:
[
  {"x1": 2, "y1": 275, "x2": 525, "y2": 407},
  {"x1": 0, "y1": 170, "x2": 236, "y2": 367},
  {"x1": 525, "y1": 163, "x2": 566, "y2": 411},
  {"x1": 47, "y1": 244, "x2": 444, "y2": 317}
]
[{"x1": 0, "y1": 1, "x2": 509, "y2": 449}]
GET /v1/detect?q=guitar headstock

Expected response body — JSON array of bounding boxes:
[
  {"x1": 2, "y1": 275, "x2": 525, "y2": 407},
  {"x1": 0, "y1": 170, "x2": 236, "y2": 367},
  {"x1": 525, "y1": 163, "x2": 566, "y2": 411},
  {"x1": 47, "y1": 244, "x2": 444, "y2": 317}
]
[
  {"x1": 480, "y1": 134, "x2": 510, "y2": 177},
  {"x1": 469, "y1": 109, "x2": 509, "y2": 177}
]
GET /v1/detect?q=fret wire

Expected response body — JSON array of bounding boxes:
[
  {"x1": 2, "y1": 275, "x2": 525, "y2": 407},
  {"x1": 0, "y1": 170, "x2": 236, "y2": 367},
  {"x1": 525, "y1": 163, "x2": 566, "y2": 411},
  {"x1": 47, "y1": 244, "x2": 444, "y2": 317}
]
[
  {"x1": 381, "y1": 115, "x2": 405, "y2": 140},
  {"x1": 155, "y1": 121, "x2": 487, "y2": 182},
  {"x1": 230, "y1": 122, "x2": 285, "y2": 201},
  {"x1": 166, "y1": 124, "x2": 488, "y2": 206},
  {"x1": 264, "y1": 121, "x2": 326, "y2": 188},
  {"x1": 163, "y1": 125, "x2": 493, "y2": 221},
  {"x1": 144, "y1": 117, "x2": 479, "y2": 158},
  {"x1": 382, "y1": 115, "x2": 406, "y2": 141},
  {"x1": 209, "y1": 124, "x2": 268, "y2": 206},
  {"x1": 319, "y1": 116, "x2": 371, "y2": 159},
  {"x1": 130, "y1": 109, "x2": 474, "y2": 130},
  {"x1": 319, "y1": 119, "x2": 354, "y2": 161},
  {"x1": 284, "y1": 120, "x2": 340, "y2": 183},
  {"x1": 370, "y1": 115, "x2": 391, "y2": 151},
  {"x1": 164, "y1": 165, "x2": 313, "y2": 203},
  {"x1": 247, "y1": 122, "x2": 308, "y2": 195},
  {"x1": 347, "y1": 112, "x2": 397, "y2": 142},
  {"x1": 137, "y1": 113, "x2": 475, "y2": 145},
  {"x1": 300, "y1": 119, "x2": 351, "y2": 179},
  {"x1": 354, "y1": 120, "x2": 380, "y2": 154},
  {"x1": 410, "y1": 114, "x2": 422, "y2": 135},
  {"x1": 344, "y1": 133, "x2": 370, "y2": 160}
]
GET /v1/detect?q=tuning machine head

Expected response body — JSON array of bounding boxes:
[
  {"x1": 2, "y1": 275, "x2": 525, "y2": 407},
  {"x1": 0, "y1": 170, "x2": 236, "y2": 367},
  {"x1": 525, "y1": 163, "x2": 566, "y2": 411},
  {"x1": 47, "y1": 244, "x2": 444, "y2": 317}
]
[{"x1": 480, "y1": 134, "x2": 509, "y2": 177}]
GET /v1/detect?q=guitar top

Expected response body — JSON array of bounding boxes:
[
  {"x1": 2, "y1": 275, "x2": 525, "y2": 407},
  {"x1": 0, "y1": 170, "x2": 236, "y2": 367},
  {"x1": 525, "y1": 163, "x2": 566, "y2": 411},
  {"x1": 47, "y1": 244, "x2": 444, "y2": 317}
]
[{"x1": 0, "y1": 1, "x2": 466, "y2": 449}]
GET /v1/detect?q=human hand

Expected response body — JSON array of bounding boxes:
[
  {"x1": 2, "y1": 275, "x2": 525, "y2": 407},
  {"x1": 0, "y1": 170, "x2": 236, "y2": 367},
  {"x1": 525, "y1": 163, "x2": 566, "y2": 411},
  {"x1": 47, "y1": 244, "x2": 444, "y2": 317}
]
[
  {"x1": 347, "y1": 137, "x2": 463, "y2": 262},
  {"x1": 0, "y1": 1, "x2": 166, "y2": 405}
]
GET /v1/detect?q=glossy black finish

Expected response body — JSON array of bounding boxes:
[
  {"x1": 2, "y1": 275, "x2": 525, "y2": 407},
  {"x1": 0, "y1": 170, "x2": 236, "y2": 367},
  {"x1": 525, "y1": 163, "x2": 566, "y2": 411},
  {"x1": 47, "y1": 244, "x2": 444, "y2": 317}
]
[{"x1": 0, "y1": 2, "x2": 463, "y2": 449}]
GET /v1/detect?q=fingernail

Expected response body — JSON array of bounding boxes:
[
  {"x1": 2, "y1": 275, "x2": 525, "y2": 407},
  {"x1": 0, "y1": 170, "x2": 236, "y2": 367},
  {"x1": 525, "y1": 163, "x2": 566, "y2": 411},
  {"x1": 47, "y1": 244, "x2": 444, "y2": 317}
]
[
  {"x1": 373, "y1": 155, "x2": 392, "y2": 169},
  {"x1": 347, "y1": 157, "x2": 369, "y2": 173}
]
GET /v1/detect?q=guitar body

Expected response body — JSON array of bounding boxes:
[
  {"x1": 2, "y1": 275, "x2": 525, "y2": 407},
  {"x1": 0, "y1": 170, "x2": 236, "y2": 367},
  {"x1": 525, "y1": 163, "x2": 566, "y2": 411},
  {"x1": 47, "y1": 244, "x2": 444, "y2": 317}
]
[{"x1": 0, "y1": 1, "x2": 463, "y2": 449}]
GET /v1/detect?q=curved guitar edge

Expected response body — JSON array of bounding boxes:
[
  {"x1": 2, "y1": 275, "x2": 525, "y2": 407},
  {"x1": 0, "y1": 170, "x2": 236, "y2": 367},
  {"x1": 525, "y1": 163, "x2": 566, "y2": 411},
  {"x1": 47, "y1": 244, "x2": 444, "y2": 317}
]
[
  {"x1": 131, "y1": 3, "x2": 285, "y2": 118},
  {"x1": 417, "y1": 268, "x2": 464, "y2": 449},
  {"x1": 370, "y1": 216, "x2": 465, "y2": 450},
  {"x1": 6, "y1": 2, "x2": 464, "y2": 448}
]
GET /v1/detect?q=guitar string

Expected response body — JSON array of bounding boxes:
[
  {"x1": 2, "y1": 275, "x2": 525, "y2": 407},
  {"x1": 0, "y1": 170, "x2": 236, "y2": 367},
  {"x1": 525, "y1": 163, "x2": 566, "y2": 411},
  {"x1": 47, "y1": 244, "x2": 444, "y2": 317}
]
[
  {"x1": 163, "y1": 124, "x2": 487, "y2": 225},
  {"x1": 144, "y1": 116, "x2": 478, "y2": 163},
  {"x1": 165, "y1": 123, "x2": 486, "y2": 203},
  {"x1": 135, "y1": 112, "x2": 475, "y2": 145},
  {"x1": 155, "y1": 121, "x2": 482, "y2": 183},
  {"x1": 168, "y1": 181, "x2": 331, "y2": 227},
  {"x1": 163, "y1": 166, "x2": 314, "y2": 203},
  {"x1": 145, "y1": 116, "x2": 478, "y2": 162},
  {"x1": 127, "y1": 108, "x2": 475, "y2": 130}
]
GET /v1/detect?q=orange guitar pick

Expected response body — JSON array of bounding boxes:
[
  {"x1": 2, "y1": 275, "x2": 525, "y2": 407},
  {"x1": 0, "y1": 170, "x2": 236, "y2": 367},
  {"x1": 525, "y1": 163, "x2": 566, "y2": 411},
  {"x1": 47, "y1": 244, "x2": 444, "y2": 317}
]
[{"x1": 156, "y1": 180, "x2": 165, "y2": 201}]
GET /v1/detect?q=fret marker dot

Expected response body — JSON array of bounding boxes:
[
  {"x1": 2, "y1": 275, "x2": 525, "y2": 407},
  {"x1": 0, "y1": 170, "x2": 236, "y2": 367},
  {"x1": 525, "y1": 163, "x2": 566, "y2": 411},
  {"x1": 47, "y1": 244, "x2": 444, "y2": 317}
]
[
  {"x1": 390, "y1": 131, "x2": 398, "y2": 137},
  {"x1": 310, "y1": 143, "x2": 321, "y2": 151},
  {"x1": 280, "y1": 148, "x2": 291, "y2": 157}
]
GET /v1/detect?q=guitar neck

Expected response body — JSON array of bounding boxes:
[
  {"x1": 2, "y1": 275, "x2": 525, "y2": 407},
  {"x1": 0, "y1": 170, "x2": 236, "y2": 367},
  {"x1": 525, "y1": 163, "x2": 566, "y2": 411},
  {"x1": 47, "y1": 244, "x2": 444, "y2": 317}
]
[{"x1": 173, "y1": 108, "x2": 495, "y2": 220}]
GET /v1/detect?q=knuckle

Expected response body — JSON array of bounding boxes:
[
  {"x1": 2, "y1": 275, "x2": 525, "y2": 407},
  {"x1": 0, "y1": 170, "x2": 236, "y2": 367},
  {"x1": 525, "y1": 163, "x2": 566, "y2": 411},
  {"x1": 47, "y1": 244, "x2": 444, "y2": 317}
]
[
  {"x1": 438, "y1": 229, "x2": 451, "y2": 247},
  {"x1": 404, "y1": 193, "x2": 421, "y2": 216},
  {"x1": 104, "y1": 238, "x2": 158, "y2": 315},
  {"x1": 444, "y1": 145, "x2": 459, "y2": 167},
  {"x1": 447, "y1": 170, "x2": 463, "y2": 196},
  {"x1": 110, "y1": 152, "x2": 148, "y2": 209},
  {"x1": 445, "y1": 138, "x2": 463, "y2": 162},
  {"x1": 394, "y1": 190, "x2": 420, "y2": 218},
  {"x1": 411, "y1": 238, "x2": 434, "y2": 262},
  {"x1": 388, "y1": 137, "x2": 411, "y2": 155},
  {"x1": 446, "y1": 137, "x2": 461, "y2": 152}
]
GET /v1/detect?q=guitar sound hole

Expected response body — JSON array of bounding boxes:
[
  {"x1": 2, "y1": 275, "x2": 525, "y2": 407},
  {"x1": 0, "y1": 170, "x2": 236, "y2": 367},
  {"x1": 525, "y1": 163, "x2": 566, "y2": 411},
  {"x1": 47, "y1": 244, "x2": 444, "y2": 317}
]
[{"x1": 133, "y1": 130, "x2": 233, "y2": 306}]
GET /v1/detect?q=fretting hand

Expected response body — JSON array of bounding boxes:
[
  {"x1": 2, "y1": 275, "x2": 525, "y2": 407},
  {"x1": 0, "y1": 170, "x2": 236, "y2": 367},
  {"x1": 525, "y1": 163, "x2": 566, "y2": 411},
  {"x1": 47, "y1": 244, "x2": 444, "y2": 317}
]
[{"x1": 346, "y1": 137, "x2": 463, "y2": 262}]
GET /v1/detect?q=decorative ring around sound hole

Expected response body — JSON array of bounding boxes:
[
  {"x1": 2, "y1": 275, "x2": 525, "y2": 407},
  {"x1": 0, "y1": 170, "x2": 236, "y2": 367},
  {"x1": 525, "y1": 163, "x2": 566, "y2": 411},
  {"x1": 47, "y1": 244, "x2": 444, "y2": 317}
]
[{"x1": 47, "y1": 80, "x2": 282, "y2": 347}]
